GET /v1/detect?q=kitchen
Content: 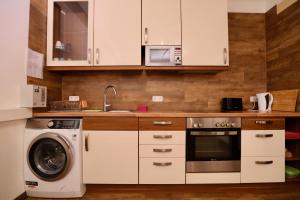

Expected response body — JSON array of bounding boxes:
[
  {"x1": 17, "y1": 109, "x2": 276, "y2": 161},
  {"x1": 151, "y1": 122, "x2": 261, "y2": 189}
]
[{"x1": 1, "y1": 0, "x2": 300, "y2": 199}]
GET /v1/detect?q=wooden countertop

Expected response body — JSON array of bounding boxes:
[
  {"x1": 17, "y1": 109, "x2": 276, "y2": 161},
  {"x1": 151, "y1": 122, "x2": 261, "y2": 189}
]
[{"x1": 32, "y1": 111, "x2": 300, "y2": 118}]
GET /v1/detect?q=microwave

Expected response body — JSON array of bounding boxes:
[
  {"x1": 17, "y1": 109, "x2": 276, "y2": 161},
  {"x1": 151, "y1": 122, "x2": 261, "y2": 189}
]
[{"x1": 145, "y1": 46, "x2": 182, "y2": 66}]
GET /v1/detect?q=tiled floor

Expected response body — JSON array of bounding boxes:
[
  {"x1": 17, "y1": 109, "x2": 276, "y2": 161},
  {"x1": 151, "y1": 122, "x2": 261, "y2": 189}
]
[{"x1": 26, "y1": 182, "x2": 300, "y2": 200}]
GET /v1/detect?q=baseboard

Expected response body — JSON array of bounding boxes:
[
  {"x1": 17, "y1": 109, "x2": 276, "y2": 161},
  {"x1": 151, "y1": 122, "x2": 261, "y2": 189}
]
[{"x1": 14, "y1": 192, "x2": 27, "y2": 200}]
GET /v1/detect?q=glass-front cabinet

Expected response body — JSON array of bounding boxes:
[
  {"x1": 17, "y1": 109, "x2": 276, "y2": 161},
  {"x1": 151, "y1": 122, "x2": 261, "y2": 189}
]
[{"x1": 47, "y1": 0, "x2": 93, "y2": 66}]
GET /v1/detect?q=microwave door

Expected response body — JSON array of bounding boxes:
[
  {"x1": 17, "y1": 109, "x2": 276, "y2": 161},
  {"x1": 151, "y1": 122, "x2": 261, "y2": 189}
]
[{"x1": 150, "y1": 49, "x2": 171, "y2": 66}]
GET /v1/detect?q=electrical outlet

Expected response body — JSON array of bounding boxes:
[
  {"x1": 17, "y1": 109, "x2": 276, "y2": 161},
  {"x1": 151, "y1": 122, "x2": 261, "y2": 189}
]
[
  {"x1": 69, "y1": 96, "x2": 80, "y2": 101},
  {"x1": 152, "y1": 96, "x2": 164, "y2": 102}
]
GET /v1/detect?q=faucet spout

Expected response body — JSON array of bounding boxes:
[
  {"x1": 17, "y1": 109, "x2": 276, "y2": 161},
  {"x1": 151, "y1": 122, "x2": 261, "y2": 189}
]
[{"x1": 103, "y1": 85, "x2": 117, "y2": 112}]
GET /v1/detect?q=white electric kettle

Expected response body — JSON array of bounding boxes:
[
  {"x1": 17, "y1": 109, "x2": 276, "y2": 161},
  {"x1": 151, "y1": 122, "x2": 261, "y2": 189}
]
[{"x1": 256, "y1": 92, "x2": 274, "y2": 113}]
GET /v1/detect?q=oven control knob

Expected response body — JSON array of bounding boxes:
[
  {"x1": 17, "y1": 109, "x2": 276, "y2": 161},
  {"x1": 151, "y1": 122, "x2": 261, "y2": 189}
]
[
  {"x1": 221, "y1": 122, "x2": 226, "y2": 127},
  {"x1": 231, "y1": 123, "x2": 236, "y2": 128},
  {"x1": 226, "y1": 123, "x2": 231, "y2": 127},
  {"x1": 47, "y1": 120, "x2": 55, "y2": 128},
  {"x1": 193, "y1": 123, "x2": 199, "y2": 128},
  {"x1": 215, "y1": 122, "x2": 220, "y2": 127},
  {"x1": 198, "y1": 123, "x2": 203, "y2": 128}
]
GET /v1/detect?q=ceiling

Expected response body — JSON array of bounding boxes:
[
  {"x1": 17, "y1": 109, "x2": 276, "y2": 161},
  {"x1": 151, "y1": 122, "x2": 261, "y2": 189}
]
[{"x1": 228, "y1": 0, "x2": 284, "y2": 13}]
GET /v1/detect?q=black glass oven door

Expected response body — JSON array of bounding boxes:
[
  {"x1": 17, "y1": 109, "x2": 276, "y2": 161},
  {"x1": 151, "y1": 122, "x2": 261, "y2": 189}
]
[{"x1": 186, "y1": 129, "x2": 241, "y2": 161}]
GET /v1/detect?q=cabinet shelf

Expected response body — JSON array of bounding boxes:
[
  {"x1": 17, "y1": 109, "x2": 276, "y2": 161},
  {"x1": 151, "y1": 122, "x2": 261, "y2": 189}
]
[
  {"x1": 46, "y1": 65, "x2": 229, "y2": 72},
  {"x1": 286, "y1": 157, "x2": 300, "y2": 161}
]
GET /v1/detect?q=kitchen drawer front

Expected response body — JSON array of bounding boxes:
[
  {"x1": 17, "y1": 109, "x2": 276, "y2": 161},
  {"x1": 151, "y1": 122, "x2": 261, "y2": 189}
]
[
  {"x1": 139, "y1": 131, "x2": 185, "y2": 145},
  {"x1": 83, "y1": 117, "x2": 138, "y2": 131},
  {"x1": 139, "y1": 145, "x2": 185, "y2": 158},
  {"x1": 242, "y1": 130, "x2": 285, "y2": 157},
  {"x1": 241, "y1": 157, "x2": 285, "y2": 183},
  {"x1": 242, "y1": 118, "x2": 285, "y2": 130},
  {"x1": 139, "y1": 158, "x2": 185, "y2": 184},
  {"x1": 139, "y1": 117, "x2": 186, "y2": 130}
]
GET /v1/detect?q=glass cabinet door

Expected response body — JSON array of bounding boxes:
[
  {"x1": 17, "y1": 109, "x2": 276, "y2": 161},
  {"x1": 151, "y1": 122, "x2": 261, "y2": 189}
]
[{"x1": 47, "y1": 0, "x2": 93, "y2": 66}]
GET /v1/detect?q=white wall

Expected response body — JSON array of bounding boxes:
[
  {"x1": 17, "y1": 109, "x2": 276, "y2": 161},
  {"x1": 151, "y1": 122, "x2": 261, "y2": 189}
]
[
  {"x1": 0, "y1": 0, "x2": 30, "y2": 199},
  {"x1": 228, "y1": 0, "x2": 283, "y2": 13},
  {"x1": 0, "y1": 0, "x2": 30, "y2": 109}
]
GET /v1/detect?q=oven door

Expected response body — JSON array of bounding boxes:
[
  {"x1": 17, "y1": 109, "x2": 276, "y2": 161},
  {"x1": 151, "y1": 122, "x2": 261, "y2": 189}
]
[
  {"x1": 145, "y1": 46, "x2": 175, "y2": 66},
  {"x1": 186, "y1": 129, "x2": 241, "y2": 173}
]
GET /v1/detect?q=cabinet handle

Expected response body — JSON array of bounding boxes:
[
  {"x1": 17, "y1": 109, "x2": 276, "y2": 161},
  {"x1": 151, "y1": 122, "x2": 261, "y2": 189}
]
[
  {"x1": 153, "y1": 121, "x2": 172, "y2": 125},
  {"x1": 153, "y1": 135, "x2": 173, "y2": 139},
  {"x1": 153, "y1": 162, "x2": 172, "y2": 167},
  {"x1": 88, "y1": 48, "x2": 92, "y2": 64},
  {"x1": 255, "y1": 134, "x2": 274, "y2": 138},
  {"x1": 85, "y1": 134, "x2": 89, "y2": 152},
  {"x1": 223, "y1": 48, "x2": 228, "y2": 64},
  {"x1": 255, "y1": 161, "x2": 273, "y2": 165},
  {"x1": 153, "y1": 148, "x2": 172, "y2": 153},
  {"x1": 255, "y1": 120, "x2": 273, "y2": 125},
  {"x1": 145, "y1": 27, "x2": 149, "y2": 44},
  {"x1": 96, "y1": 48, "x2": 100, "y2": 64}
]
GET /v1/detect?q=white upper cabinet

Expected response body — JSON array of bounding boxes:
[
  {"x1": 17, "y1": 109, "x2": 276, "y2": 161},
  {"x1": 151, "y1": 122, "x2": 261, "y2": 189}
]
[
  {"x1": 142, "y1": 0, "x2": 181, "y2": 45},
  {"x1": 94, "y1": 0, "x2": 141, "y2": 66},
  {"x1": 47, "y1": 0, "x2": 94, "y2": 66},
  {"x1": 181, "y1": 0, "x2": 229, "y2": 66}
]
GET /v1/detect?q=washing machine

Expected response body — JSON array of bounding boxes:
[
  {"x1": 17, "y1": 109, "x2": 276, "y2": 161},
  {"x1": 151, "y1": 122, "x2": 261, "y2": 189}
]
[{"x1": 24, "y1": 118, "x2": 86, "y2": 198}]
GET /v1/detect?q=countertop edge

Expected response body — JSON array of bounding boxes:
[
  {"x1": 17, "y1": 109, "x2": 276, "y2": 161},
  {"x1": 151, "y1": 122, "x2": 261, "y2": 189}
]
[{"x1": 32, "y1": 111, "x2": 300, "y2": 118}]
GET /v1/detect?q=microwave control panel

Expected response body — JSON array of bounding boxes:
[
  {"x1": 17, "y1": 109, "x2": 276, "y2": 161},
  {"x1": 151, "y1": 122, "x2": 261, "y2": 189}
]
[{"x1": 174, "y1": 47, "x2": 182, "y2": 65}]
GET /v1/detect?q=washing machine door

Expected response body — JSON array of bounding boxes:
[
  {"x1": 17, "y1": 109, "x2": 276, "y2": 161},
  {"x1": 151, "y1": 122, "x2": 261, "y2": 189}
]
[{"x1": 27, "y1": 132, "x2": 73, "y2": 181}]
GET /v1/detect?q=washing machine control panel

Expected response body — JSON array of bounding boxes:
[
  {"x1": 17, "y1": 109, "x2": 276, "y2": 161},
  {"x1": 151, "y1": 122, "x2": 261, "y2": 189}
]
[{"x1": 47, "y1": 120, "x2": 80, "y2": 129}]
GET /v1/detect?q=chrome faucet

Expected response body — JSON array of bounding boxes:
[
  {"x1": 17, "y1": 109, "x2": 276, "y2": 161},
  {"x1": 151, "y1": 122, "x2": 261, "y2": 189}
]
[{"x1": 103, "y1": 85, "x2": 117, "y2": 112}]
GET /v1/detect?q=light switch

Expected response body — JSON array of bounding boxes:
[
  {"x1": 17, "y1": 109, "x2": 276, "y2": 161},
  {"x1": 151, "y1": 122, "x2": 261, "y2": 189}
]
[{"x1": 152, "y1": 96, "x2": 164, "y2": 102}]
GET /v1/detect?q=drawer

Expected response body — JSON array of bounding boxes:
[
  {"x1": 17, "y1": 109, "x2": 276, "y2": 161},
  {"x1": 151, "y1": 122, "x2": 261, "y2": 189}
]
[
  {"x1": 139, "y1": 131, "x2": 185, "y2": 145},
  {"x1": 186, "y1": 173, "x2": 241, "y2": 184},
  {"x1": 242, "y1": 118, "x2": 285, "y2": 130},
  {"x1": 242, "y1": 130, "x2": 285, "y2": 156},
  {"x1": 139, "y1": 117, "x2": 185, "y2": 131},
  {"x1": 241, "y1": 156, "x2": 285, "y2": 183},
  {"x1": 83, "y1": 117, "x2": 138, "y2": 131},
  {"x1": 139, "y1": 158, "x2": 185, "y2": 184},
  {"x1": 139, "y1": 145, "x2": 185, "y2": 158}
]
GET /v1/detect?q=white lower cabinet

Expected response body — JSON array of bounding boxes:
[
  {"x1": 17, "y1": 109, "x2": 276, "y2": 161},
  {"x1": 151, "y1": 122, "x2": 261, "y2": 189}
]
[
  {"x1": 241, "y1": 129, "x2": 285, "y2": 183},
  {"x1": 83, "y1": 131, "x2": 138, "y2": 184},
  {"x1": 139, "y1": 158, "x2": 185, "y2": 184},
  {"x1": 241, "y1": 157, "x2": 285, "y2": 183},
  {"x1": 139, "y1": 130, "x2": 186, "y2": 184}
]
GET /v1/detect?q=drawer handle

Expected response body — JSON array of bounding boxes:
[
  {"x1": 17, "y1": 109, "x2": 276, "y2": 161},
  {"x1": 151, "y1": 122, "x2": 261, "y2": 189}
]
[
  {"x1": 153, "y1": 121, "x2": 172, "y2": 125},
  {"x1": 153, "y1": 162, "x2": 172, "y2": 167},
  {"x1": 153, "y1": 135, "x2": 173, "y2": 139},
  {"x1": 255, "y1": 120, "x2": 273, "y2": 125},
  {"x1": 255, "y1": 161, "x2": 273, "y2": 165},
  {"x1": 85, "y1": 134, "x2": 89, "y2": 152},
  {"x1": 255, "y1": 134, "x2": 274, "y2": 138},
  {"x1": 153, "y1": 148, "x2": 172, "y2": 153}
]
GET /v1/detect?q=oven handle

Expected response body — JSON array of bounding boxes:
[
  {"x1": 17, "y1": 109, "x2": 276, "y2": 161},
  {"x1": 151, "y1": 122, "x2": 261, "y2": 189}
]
[{"x1": 190, "y1": 131, "x2": 238, "y2": 136}]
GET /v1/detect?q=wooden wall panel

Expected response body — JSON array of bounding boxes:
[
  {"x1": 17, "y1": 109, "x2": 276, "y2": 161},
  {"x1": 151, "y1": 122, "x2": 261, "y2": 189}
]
[
  {"x1": 28, "y1": 0, "x2": 62, "y2": 112},
  {"x1": 266, "y1": 2, "x2": 300, "y2": 111},
  {"x1": 61, "y1": 13, "x2": 267, "y2": 112}
]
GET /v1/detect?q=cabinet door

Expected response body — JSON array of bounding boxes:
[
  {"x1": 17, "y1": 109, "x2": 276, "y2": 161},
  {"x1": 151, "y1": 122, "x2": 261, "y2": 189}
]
[
  {"x1": 142, "y1": 0, "x2": 181, "y2": 45},
  {"x1": 182, "y1": 0, "x2": 229, "y2": 66},
  {"x1": 47, "y1": 0, "x2": 94, "y2": 66},
  {"x1": 83, "y1": 131, "x2": 138, "y2": 184},
  {"x1": 94, "y1": 0, "x2": 141, "y2": 65},
  {"x1": 241, "y1": 157, "x2": 285, "y2": 183}
]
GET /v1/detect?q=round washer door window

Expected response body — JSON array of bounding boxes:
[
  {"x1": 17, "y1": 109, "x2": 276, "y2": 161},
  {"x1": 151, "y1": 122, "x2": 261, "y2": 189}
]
[{"x1": 28, "y1": 133, "x2": 73, "y2": 181}]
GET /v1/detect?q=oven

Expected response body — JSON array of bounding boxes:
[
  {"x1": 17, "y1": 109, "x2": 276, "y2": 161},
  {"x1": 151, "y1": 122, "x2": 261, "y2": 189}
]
[{"x1": 186, "y1": 118, "x2": 241, "y2": 173}]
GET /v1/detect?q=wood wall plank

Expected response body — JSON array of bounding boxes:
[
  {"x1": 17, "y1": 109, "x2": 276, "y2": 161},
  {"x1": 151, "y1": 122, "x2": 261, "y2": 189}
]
[
  {"x1": 28, "y1": 0, "x2": 62, "y2": 112},
  {"x1": 266, "y1": 2, "x2": 300, "y2": 111}
]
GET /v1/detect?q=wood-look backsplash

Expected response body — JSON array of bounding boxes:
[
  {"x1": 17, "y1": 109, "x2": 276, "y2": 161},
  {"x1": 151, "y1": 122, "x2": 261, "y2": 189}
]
[
  {"x1": 266, "y1": 2, "x2": 300, "y2": 112},
  {"x1": 62, "y1": 13, "x2": 267, "y2": 112}
]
